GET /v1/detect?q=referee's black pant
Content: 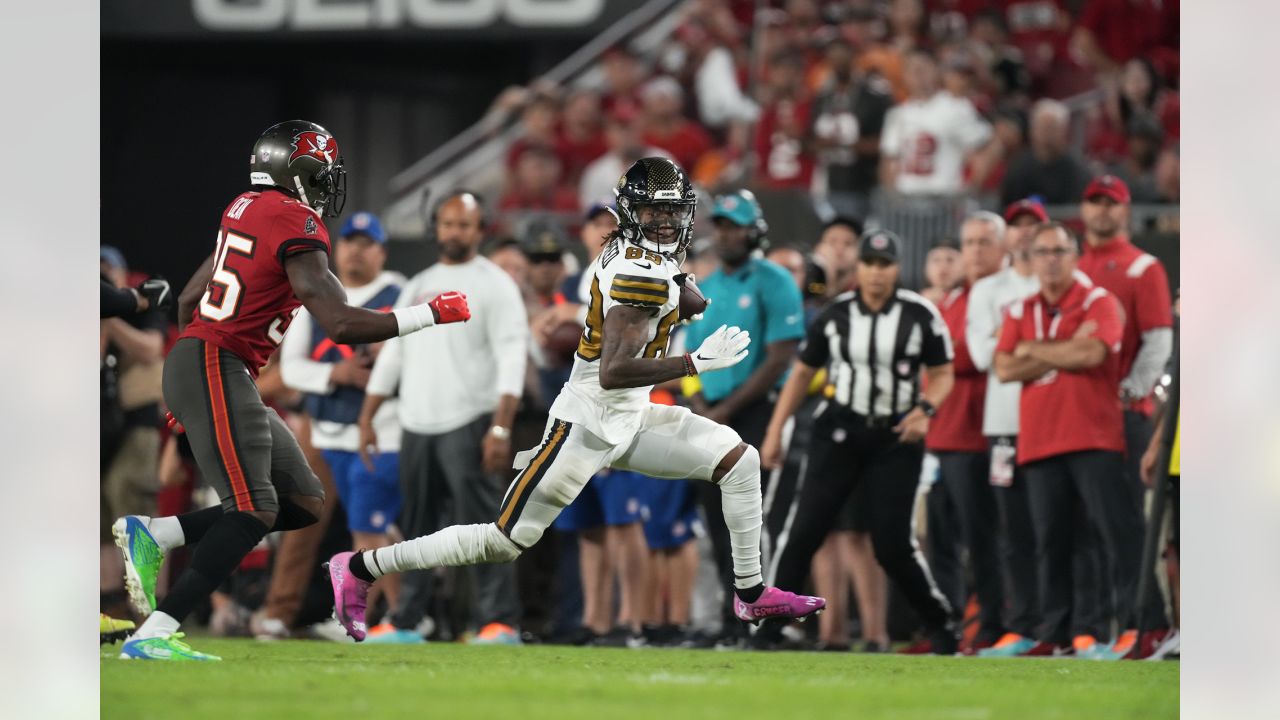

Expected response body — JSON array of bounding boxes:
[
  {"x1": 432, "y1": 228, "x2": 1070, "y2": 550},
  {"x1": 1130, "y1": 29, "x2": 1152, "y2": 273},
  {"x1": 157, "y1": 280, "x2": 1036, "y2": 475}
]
[{"x1": 769, "y1": 409, "x2": 954, "y2": 634}]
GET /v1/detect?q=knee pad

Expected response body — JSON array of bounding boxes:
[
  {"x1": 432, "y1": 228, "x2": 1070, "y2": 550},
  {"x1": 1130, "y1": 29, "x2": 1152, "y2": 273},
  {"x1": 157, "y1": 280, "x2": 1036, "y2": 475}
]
[{"x1": 274, "y1": 495, "x2": 321, "y2": 531}]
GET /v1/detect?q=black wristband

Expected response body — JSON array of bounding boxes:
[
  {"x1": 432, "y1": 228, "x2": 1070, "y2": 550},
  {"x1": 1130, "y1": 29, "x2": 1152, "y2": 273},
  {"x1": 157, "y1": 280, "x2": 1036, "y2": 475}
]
[{"x1": 917, "y1": 400, "x2": 937, "y2": 417}]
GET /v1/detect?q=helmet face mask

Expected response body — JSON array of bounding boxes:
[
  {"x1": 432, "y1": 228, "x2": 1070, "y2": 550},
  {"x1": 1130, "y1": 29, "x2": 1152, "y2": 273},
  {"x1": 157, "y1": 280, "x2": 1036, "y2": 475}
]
[
  {"x1": 250, "y1": 120, "x2": 348, "y2": 218},
  {"x1": 614, "y1": 157, "x2": 697, "y2": 258}
]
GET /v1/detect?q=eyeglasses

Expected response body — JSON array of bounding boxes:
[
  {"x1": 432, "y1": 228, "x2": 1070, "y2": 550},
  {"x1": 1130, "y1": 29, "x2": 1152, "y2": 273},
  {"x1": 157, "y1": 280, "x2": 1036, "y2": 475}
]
[{"x1": 1031, "y1": 247, "x2": 1074, "y2": 258}]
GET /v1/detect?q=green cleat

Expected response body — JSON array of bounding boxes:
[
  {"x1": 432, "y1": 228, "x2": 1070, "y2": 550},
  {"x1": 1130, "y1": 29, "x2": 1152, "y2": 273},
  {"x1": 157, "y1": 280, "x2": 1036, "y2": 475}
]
[
  {"x1": 112, "y1": 516, "x2": 165, "y2": 616},
  {"x1": 120, "y1": 633, "x2": 221, "y2": 661}
]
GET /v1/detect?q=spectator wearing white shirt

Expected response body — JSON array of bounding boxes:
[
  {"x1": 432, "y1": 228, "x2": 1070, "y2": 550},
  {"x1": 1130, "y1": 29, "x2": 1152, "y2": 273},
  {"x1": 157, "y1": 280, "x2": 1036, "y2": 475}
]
[
  {"x1": 578, "y1": 104, "x2": 670, "y2": 211},
  {"x1": 358, "y1": 192, "x2": 530, "y2": 644},
  {"x1": 880, "y1": 50, "x2": 995, "y2": 196},
  {"x1": 280, "y1": 211, "x2": 406, "y2": 629},
  {"x1": 965, "y1": 199, "x2": 1044, "y2": 656}
]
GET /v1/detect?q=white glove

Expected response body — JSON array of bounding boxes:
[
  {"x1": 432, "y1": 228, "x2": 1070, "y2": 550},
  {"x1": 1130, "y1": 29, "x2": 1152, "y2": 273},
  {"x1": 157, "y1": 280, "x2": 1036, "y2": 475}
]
[{"x1": 690, "y1": 325, "x2": 750, "y2": 374}]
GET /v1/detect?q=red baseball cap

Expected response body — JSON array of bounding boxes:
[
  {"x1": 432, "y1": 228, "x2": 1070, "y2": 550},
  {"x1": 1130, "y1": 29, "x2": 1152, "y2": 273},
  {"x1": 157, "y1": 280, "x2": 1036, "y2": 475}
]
[
  {"x1": 1003, "y1": 199, "x2": 1048, "y2": 224},
  {"x1": 1083, "y1": 174, "x2": 1131, "y2": 204}
]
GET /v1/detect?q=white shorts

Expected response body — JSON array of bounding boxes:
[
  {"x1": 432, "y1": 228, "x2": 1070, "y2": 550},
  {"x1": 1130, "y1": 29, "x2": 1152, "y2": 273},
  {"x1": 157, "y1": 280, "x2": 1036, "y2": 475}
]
[{"x1": 496, "y1": 403, "x2": 742, "y2": 549}]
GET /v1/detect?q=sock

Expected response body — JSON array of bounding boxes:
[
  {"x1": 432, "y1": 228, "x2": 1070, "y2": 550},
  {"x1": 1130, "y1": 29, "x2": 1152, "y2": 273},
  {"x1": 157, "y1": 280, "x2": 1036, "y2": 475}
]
[
  {"x1": 156, "y1": 512, "x2": 270, "y2": 624},
  {"x1": 369, "y1": 524, "x2": 521, "y2": 577},
  {"x1": 175, "y1": 506, "x2": 224, "y2": 546},
  {"x1": 132, "y1": 610, "x2": 180, "y2": 641},
  {"x1": 145, "y1": 516, "x2": 186, "y2": 552},
  {"x1": 736, "y1": 584, "x2": 764, "y2": 603},
  {"x1": 349, "y1": 551, "x2": 376, "y2": 583},
  {"x1": 717, "y1": 446, "x2": 764, "y2": 589}
]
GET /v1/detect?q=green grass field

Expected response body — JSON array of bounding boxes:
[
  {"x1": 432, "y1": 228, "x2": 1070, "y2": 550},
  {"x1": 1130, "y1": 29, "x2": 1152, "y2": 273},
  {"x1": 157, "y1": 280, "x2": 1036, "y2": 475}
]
[{"x1": 101, "y1": 639, "x2": 1177, "y2": 720}]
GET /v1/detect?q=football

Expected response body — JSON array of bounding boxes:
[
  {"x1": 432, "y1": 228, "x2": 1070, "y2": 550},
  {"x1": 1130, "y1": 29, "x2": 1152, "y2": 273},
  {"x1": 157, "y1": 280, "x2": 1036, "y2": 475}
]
[
  {"x1": 544, "y1": 321, "x2": 584, "y2": 365},
  {"x1": 678, "y1": 275, "x2": 709, "y2": 321}
]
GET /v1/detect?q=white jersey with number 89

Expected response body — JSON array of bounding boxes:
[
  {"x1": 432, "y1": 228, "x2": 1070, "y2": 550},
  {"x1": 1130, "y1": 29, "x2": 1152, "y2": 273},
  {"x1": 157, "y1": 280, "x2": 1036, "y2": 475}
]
[{"x1": 549, "y1": 238, "x2": 682, "y2": 445}]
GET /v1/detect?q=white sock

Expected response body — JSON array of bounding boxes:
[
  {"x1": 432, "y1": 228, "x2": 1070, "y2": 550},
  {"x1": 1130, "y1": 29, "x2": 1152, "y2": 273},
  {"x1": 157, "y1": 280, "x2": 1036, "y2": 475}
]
[
  {"x1": 717, "y1": 446, "x2": 764, "y2": 590},
  {"x1": 132, "y1": 611, "x2": 180, "y2": 640},
  {"x1": 146, "y1": 516, "x2": 184, "y2": 552},
  {"x1": 368, "y1": 524, "x2": 521, "y2": 578}
]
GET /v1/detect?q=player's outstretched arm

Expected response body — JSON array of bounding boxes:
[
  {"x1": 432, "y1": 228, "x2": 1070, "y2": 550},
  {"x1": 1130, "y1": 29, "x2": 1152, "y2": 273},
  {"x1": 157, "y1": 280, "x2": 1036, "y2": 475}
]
[
  {"x1": 177, "y1": 252, "x2": 216, "y2": 331},
  {"x1": 285, "y1": 250, "x2": 470, "y2": 344}
]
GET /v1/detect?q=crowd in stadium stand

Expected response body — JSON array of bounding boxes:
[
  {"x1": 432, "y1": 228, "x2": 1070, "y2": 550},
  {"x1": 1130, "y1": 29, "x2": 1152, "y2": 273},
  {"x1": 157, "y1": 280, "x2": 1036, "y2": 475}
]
[{"x1": 101, "y1": 0, "x2": 1180, "y2": 659}]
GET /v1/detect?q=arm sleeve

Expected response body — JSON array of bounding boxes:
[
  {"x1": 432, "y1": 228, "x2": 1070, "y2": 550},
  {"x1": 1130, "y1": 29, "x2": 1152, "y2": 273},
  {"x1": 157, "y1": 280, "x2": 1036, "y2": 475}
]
[
  {"x1": 995, "y1": 309, "x2": 1023, "y2": 354},
  {"x1": 879, "y1": 107, "x2": 902, "y2": 157},
  {"x1": 271, "y1": 208, "x2": 332, "y2": 269},
  {"x1": 1121, "y1": 327, "x2": 1173, "y2": 397},
  {"x1": 490, "y1": 274, "x2": 531, "y2": 398},
  {"x1": 920, "y1": 303, "x2": 954, "y2": 367},
  {"x1": 365, "y1": 280, "x2": 413, "y2": 397},
  {"x1": 695, "y1": 47, "x2": 760, "y2": 126},
  {"x1": 1085, "y1": 293, "x2": 1125, "y2": 353},
  {"x1": 1134, "y1": 259, "x2": 1174, "y2": 332},
  {"x1": 797, "y1": 309, "x2": 832, "y2": 368},
  {"x1": 608, "y1": 273, "x2": 670, "y2": 311},
  {"x1": 953, "y1": 100, "x2": 993, "y2": 150},
  {"x1": 278, "y1": 308, "x2": 335, "y2": 395},
  {"x1": 965, "y1": 278, "x2": 999, "y2": 372},
  {"x1": 101, "y1": 279, "x2": 138, "y2": 318},
  {"x1": 762, "y1": 266, "x2": 806, "y2": 345}
]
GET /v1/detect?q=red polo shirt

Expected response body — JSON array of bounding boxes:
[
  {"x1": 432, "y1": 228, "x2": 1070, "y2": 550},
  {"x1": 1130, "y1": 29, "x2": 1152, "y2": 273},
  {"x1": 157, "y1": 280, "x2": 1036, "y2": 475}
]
[
  {"x1": 926, "y1": 285, "x2": 988, "y2": 453},
  {"x1": 1078, "y1": 236, "x2": 1172, "y2": 411},
  {"x1": 997, "y1": 279, "x2": 1126, "y2": 464}
]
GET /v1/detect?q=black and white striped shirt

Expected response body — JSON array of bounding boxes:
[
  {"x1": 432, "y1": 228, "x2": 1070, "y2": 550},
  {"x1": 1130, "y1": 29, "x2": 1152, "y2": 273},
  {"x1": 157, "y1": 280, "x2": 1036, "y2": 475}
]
[{"x1": 799, "y1": 289, "x2": 953, "y2": 418}]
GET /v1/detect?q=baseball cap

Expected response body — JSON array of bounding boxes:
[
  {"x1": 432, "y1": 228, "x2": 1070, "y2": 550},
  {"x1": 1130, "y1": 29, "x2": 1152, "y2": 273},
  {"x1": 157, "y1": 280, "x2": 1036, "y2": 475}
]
[
  {"x1": 584, "y1": 201, "x2": 617, "y2": 223},
  {"x1": 710, "y1": 190, "x2": 763, "y2": 227},
  {"x1": 1083, "y1": 175, "x2": 1131, "y2": 204},
  {"x1": 340, "y1": 211, "x2": 387, "y2": 243},
  {"x1": 1003, "y1": 198, "x2": 1048, "y2": 224},
  {"x1": 522, "y1": 221, "x2": 568, "y2": 259},
  {"x1": 858, "y1": 229, "x2": 901, "y2": 264},
  {"x1": 100, "y1": 245, "x2": 127, "y2": 270}
]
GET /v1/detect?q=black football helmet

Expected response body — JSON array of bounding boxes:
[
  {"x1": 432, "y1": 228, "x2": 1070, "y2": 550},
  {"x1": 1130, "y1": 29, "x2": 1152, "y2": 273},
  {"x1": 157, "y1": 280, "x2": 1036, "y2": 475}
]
[
  {"x1": 249, "y1": 120, "x2": 347, "y2": 217},
  {"x1": 613, "y1": 157, "x2": 697, "y2": 258}
]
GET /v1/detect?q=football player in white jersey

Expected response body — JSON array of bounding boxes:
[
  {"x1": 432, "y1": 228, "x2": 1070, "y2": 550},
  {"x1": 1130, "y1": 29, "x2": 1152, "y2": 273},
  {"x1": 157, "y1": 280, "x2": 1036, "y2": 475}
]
[{"x1": 326, "y1": 158, "x2": 826, "y2": 641}]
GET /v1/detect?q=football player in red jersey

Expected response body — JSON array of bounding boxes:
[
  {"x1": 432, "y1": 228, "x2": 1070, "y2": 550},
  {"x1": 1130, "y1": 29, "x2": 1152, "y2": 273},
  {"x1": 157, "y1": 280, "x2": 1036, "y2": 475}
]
[{"x1": 113, "y1": 120, "x2": 471, "y2": 661}]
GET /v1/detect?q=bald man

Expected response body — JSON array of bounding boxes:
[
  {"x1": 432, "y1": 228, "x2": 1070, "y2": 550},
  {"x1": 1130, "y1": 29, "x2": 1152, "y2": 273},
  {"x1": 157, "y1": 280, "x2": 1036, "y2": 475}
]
[{"x1": 358, "y1": 192, "x2": 530, "y2": 644}]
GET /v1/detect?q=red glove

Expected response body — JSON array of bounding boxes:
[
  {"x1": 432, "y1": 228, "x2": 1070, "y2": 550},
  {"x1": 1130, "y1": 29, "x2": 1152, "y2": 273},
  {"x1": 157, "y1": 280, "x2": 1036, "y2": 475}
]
[
  {"x1": 165, "y1": 411, "x2": 185, "y2": 435},
  {"x1": 429, "y1": 291, "x2": 471, "y2": 324}
]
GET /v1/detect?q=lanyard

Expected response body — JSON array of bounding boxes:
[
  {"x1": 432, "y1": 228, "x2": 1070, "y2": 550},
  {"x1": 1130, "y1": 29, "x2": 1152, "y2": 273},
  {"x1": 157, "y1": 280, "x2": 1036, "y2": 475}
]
[{"x1": 1032, "y1": 298, "x2": 1063, "y2": 341}]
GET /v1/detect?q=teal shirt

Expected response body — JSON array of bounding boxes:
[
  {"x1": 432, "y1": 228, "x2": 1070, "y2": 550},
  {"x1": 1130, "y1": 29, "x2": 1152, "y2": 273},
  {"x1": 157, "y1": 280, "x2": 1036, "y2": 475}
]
[{"x1": 684, "y1": 257, "x2": 805, "y2": 403}]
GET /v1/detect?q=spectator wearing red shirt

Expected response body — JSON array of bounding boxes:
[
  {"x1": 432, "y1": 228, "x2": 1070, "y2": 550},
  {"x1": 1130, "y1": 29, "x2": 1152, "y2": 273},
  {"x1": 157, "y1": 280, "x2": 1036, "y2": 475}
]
[
  {"x1": 1086, "y1": 58, "x2": 1180, "y2": 165},
  {"x1": 555, "y1": 90, "x2": 607, "y2": 186},
  {"x1": 498, "y1": 144, "x2": 580, "y2": 216},
  {"x1": 638, "y1": 76, "x2": 714, "y2": 175},
  {"x1": 994, "y1": 222, "x2": 1153, "y2": 660},
  {"x1": 924, "y1": 210, "x2": 1009, "y2": 652},
  {"x1": 599, "y1": 46, "x2": 644, "y2": 114},
  {"x1": 754, "y1": 50, "x2": 815, "y2": 190},
  {"x1": 505, "y1": 94, "x2": 560, "y2": 171},
  {"x1": 1073, "y1": 0, "x2": 1179, "y2": 77},
  {"x1": 1076, "y1": 175, "x2": 1173, "y2": 495}
]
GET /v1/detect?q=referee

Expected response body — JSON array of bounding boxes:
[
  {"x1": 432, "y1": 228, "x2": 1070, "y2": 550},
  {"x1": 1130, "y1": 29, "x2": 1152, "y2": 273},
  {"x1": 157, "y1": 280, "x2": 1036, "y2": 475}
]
[{"x1": 760, "y1": 229, "x2": 959, "y2": 653}]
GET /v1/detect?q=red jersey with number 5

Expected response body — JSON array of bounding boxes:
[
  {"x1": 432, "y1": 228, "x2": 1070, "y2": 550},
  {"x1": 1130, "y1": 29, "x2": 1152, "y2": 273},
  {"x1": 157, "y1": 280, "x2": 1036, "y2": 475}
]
[{"x1": 181, "y1": 188, "x2": 331, "y2": 374}]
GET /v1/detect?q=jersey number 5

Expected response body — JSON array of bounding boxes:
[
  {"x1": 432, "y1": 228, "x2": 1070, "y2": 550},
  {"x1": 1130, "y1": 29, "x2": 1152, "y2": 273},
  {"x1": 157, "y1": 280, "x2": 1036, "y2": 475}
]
[{"x1": 198, "y1": 229, "x2": 255, "y2": 322}]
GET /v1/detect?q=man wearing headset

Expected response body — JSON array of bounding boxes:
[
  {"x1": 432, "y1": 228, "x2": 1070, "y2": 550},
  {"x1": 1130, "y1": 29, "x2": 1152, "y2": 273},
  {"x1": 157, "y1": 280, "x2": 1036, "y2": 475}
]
[{"x1": 684, "y1": 189, "x2": 806, "y2": 644}]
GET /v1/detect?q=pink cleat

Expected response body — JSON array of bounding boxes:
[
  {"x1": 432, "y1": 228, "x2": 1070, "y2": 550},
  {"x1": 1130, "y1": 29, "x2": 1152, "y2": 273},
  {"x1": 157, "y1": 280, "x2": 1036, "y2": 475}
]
[
  {"x1": 326, "y1": 551, "x2": 371, "y2": 641},
  {"x1": 734, "y1": 586, "x2": 826, "y2": 624}
]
